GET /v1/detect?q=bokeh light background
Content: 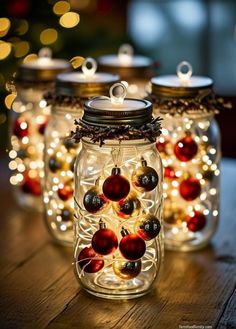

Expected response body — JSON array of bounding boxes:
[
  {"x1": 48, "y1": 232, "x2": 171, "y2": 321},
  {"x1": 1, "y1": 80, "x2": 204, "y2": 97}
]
[{"x1": 1, "y1": 0, "x2": 236, "y2": 155}]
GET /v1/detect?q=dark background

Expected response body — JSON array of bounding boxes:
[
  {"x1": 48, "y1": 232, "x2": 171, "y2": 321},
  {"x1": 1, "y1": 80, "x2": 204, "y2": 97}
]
[{"x1": 0, "y1": 0, "x2": 236, "y2": 157}]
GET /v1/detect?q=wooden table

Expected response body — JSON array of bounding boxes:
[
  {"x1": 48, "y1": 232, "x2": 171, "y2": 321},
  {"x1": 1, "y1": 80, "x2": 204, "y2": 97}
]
[{"x1": 0, "y1": 158, "x2": 236, "y2": 329}]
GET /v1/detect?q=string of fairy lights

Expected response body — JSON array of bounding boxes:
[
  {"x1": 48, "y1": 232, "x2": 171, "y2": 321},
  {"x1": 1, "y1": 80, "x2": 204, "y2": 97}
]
[{"x1": 155, "y1": 114, "x2": 220, "y2": 249}]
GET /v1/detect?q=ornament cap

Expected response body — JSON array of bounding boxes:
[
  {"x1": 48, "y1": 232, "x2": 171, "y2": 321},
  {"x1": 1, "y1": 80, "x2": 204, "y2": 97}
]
[
  {"x1": 99, "y1": 219, "x2": 106, "y2": 229},
  {"x1": 121, "y1": 227, "x2": 130, "y2": 237},
  {"x1": 141, "y1": 157, "x2": 147, "y2": 167},
  {"x1": 111, "y1": 166, "x2": 121, "y2": 176}
]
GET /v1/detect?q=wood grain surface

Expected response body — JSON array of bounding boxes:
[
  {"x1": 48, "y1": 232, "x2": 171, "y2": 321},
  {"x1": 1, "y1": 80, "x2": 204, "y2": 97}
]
[{"x1": 0, "y1": 158, "x2": 235, "y2": 329}]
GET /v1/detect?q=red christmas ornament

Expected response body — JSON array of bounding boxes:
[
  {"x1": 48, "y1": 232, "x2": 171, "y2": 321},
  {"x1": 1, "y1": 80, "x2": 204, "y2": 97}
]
[
  {"x1": 156, "y1": 139, "x2": 168, "y2": 154},
  {"x1": 57, "y1": 183, "x2": 73, "y2": 201},
  {"x1": 102, "y1": 167, "x2": 130, "y2": 202},
  {"x1": 7, "y1": 0, "x2": 30, "y2": 17},
  {"x1": 134, "y1": 214, "x2": 161, "y2": 241},
  {"x1": 38, "y1": 117, "x2": 48, "y2": 135},
  {"x1": 174, "y1": 135, "x2": 198, "y2": 162},
  {"x1": 92, "y1": 220, "x2": 118, "y2": 255},
  {"x1": 164, "y1": 166, "x2": 176, "y2": 179},
  {"x1": 179, "y1": 177, "x2": 201, "y2": 201},
  {"x1": 132, "y1": 158, "x2": 159, "y2": 192},
  {"x1": 21, "y1": 173, "x2": 41, "y2": 196},
  {"x1": 13, "y1": 117, "x2": 29, "y2": 139},
  {"x1": 83, "y1": 185, "x2": 109, "y2": 214},
  {"x1": 119, "y1": 227, "x2": 146, "y2": 261},
  {"x1": 78, "y1": 246, "x2": 104, "y2": 273},
  {"x1": 187, "y1": 210, "x2": 206, "y2": 232}
]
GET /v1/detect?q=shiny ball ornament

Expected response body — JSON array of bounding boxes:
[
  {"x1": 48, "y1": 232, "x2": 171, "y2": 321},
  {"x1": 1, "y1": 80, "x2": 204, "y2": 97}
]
[
  {"x1": 48, "y1": 156, "x2": 63, "y2": 173},
  {"x1": 164, "y1": 200, "x2": 186, "y2": 226},
  {"x1": 113, "y1": 259, "x2": 141, "y2": 280},
  {"x1": 83, "y1": 186, "x2": 109, "y2": 214},
  {"x1": 201, "y1": 164, "x2": 215, "y2": 182},
  {"x1": 58, "y1": 207, "x2": 73, "y2": 222},
  {"x1": 58, "y1": 183, "x2": 74, "y2": 201},
  {"x1": 135, "y1": 214, "x2": 161, "y2": 241},
  {"x1": 17, "y1": 148, "x2": 27, "y2": 159},
  {"x1": 112, "y1": 191, "x2": 141, "y2": 219},
  {"x1": 38, "y1": 118, "x2": 48, "y2": 135},
  {"x1": 21, "y1": 173, "x2": 41, "y2": 196},
  {"x1": 186, "y1": 210, "x2": 206, "y2": 232},
  {"x1": 13, "y1": 117, "x2": 29, "y2": 139},
  {"x1": 156, "y1": 139, "x2": 168, "y2": 154},
  {"x1": 174, "y1": 136, "x2": 198, "y2": 162},
  {"x1": 78, "y1": 246, "x2": 104, "y2": 273},
  {"x1": 119, "y1": 228, "x2": 146, "y2": 260},
  {"x1": 164, "y1": 166, "x2": 176, "y2": 179},
  {"x1": 102, "y1": 167, "x2": 130, "y2": 202},
  {"x1": 70, "y1": 156, "x2": 76, "y2": 172},
  {"x1": 92, "y1": 221, "x2": 118, "y2": 255},
  {"x1": 63, "y1": 137, "x2": 78, "y2": 150},
  {"x1": 179, "y1": 177, "x2": 201, "y2": 201},
  {"x1": 132, "y1": 158, "x2": 159, "y2": 192}
]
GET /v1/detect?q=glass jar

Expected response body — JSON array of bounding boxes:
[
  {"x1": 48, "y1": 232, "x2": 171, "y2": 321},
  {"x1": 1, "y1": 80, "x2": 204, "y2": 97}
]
[
  {"x1": 43, "y1": 58, "x2": 119, "y2": 246},
  {"x1": 8, "y1": 49, "x2": 71, "y2": 210},
  {"x1": 150, "y1": 61, "x2": 222, "y2": 251},
  {"x1": 98, "y1": 44, "x2": 154, "y2": 98},
  {"x1": 73, "y1": 83, "x2": 163, "y2": 299}
]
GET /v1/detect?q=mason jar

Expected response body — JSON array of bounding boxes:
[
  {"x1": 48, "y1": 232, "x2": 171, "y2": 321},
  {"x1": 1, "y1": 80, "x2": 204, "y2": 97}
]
[
  {"x1": 98, "y1": 44, "x2": 154, "y2": 98},
  {"x1": 8, "y1": 48, "x2": 71, "y2": 210},
  {"x1": 72, "y1": 83, "x2": 163, "y2": 299},
  {"x1": 150, "y1": 61, "x2": 222, "y2": 251},
  {"x1": 43, "y1": 58, "x2": 119, "y2": 246}
]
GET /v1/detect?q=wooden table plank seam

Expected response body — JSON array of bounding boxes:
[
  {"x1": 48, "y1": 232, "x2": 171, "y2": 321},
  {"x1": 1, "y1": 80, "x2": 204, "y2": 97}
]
[
  {"x1": 42, "y1": 266, "x2": 73, "y2": 293},
  {"x1": 215, "y1": 282, "x2": 236, "y2": 329},
  {"x1": 45, "y1": 290, "x2": 81, "y2": 328},
  {"x1": 4, "y1": 241, "x2": 49, "y2": 280}
]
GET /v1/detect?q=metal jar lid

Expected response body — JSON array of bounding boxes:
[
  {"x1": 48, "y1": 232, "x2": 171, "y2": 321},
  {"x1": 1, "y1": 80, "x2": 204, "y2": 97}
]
[
  {"x1": 82, "y1": 82, "x2": 153, "y2": 127},
  {"x1": 16, "y1": 48, "x2": 71, "y2": 84},
  {"x1": 97, "y1": 44, "x2": 153, "y2": 80},
  {"x1": 56, "y1": 58, "x2": 120, "y2": 98},
  {"x1": 151, "y1": 61, "x2": 213, "y2": 98}
]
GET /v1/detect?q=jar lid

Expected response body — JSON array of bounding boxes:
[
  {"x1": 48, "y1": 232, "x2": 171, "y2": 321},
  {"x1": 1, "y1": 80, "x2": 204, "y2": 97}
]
[
  {"x1": 72, "y1": 82, "x2": 161, "y2": 145},
  {"x1": 151, "y1": 61, "x2": 213, "y2": 98},
  {"x1": 97, "y1": 44, "x2": 153, "y2": 79},
  {"x1": 56, "y1": 57, "x2": 120, "y2": 98},
  {"x1": 83, "y1": 97, "x2": 152, "y2": 126},
  {"x1": 82, "y1": 83, "x2": 152, "y2": 126},
  {"x1": 16, "y1": 48, "x2": 71, "y2": 83}
]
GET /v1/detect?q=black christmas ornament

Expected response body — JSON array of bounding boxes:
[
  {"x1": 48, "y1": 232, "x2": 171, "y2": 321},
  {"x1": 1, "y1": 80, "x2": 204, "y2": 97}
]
[
  {"x1": 134, "y1": 214, "x2": 161, "y2": 241},
  {"x1": 58, "y1": 207, "x2": 73, "y2": 222},
  {"x1": 113, "y1": 259, "x2": 142, "y2": 280},
  {"x1": 132, "y1": 158, "x2": 159, "y2": 192},
  {"x1": 63, "y1": 137, "x2": 78, "y2": 150},
  {"x1": 70, "y1": 156, "x2": 76, "y2": 172},
  {"x1": 48, "y1": 155, "x2": 63, "y2": 173},
  {"x1": 112, "y1": 191, "x2": 141, "y2": 219},
  {"x1": 83, "y1": 180, "x2": 109, "y2": 214}
]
